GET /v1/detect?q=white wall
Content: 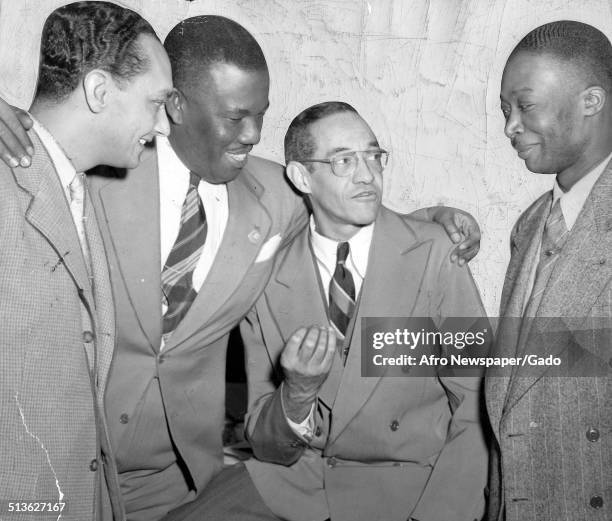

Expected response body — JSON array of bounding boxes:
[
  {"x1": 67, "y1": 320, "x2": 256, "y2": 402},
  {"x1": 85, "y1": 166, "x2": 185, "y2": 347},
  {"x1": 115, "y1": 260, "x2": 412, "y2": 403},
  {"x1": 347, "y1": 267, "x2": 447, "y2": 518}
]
[{"x1": 1, "y1": 0, "x2": 611, "y2": 314}]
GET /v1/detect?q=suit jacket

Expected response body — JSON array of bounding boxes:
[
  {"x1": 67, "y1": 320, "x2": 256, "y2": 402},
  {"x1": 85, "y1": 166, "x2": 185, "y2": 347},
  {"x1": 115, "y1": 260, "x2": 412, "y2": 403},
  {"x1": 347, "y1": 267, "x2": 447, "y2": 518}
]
[
  {"x1": 485, "y1": 163, "x2": 612, "y2": 521},
  {"x1": 88, "y1": 147, "x2": 307, "y2": 518},
  {"x1": 0, "y1": 130, "x2": 121, "y2": 521},
  {"x1": 242, "y1": 207, "x2": 489, "y2": 521}
]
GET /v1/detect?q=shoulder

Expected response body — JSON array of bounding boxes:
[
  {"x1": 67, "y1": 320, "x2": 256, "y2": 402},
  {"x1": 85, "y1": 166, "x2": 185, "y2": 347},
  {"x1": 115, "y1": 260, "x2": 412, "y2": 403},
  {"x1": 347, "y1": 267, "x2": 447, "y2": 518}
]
[
  {"x1": 243, "y1": 155, "x2": 293, "y2": 195},
  {"x1": 380, "y1": 207, "x2": 454, "y2": 251},
  {"x1": 241, "y1": 155, "x2": 305, "y2": 229}
]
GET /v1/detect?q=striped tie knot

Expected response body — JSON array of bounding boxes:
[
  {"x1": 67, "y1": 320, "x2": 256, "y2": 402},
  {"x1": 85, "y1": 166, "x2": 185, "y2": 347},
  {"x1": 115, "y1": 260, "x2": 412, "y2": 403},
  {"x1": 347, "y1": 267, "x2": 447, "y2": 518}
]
[{"x1": 337, "y1": 241, "x2": 349, "y2": 266}]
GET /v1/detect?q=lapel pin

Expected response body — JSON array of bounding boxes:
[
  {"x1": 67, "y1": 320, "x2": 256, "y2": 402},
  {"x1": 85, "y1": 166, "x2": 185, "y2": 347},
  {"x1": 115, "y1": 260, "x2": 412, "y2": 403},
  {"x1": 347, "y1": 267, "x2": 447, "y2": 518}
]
[{"x1": 248, "y1": 227, "x2": 261, "y2": 244}]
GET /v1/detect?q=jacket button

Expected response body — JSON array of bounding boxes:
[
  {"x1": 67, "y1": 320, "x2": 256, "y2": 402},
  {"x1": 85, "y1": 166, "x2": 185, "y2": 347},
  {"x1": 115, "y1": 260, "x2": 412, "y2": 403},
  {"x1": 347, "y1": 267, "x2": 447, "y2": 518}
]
[
  {"x1": 158, "y1": 355, "x2": 165, "y2": 364},
  {"x1": 586, "y1": 427, "x2": 600, "y2": 442},
  {"x1": 327, "y1": 457, "x2": 337, "y2": 468},
  {"x1": 83, "y1": 331, "x2": 94, "y2": 343},
  {"x1": 315, "y1": 426, "x2": 322, "y2": 437},
  {"x1": 119, "y1": 413, "x2": 129, "y2": 424},
  {"x1": 589, "y1": 495, "x2": 603, "y2": 509},
  {"x1": 89, "y1": 458, "x2": 98, "y2": 471},
  {"x1": 390, "y1": 420, "x2": 400, "y2": 431}
]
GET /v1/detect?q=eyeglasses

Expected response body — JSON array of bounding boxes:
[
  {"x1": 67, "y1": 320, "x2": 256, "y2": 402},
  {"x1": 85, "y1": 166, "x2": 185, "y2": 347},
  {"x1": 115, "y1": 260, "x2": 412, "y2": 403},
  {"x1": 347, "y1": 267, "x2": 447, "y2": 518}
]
[{"x1": 296, "y1": 149, "x2": 389, "y2": 177}]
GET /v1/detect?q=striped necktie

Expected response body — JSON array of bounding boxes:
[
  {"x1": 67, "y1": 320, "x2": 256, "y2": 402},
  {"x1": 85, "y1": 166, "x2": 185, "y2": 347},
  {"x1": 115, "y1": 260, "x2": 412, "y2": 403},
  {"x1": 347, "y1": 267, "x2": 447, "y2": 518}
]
[
  {"x1": 524, "y1": 197, "x2": 569, "y2": 317},
  {"x1": 161, "y1": 172, "x2": 208, "y2": 341},
  {"x1": 329, "y1": 241, "x2": 356, "y2": 340}
]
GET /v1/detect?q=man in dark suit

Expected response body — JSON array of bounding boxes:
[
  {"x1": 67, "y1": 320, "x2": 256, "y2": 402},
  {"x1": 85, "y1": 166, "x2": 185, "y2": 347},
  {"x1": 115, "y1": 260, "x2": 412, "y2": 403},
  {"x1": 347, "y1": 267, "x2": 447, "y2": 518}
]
[
  {"x1": 0, "y1": 3, "x2": 172, "y2": 521},
  {"x1": 0, "y1": 15, "x2": 482, "y2": 521},
  {"x1": 487, "y1": 20, "x2": 612, "y2": 521},
  {"x1": 235, "y1": 101, "x2": 489, "y2": 521}
]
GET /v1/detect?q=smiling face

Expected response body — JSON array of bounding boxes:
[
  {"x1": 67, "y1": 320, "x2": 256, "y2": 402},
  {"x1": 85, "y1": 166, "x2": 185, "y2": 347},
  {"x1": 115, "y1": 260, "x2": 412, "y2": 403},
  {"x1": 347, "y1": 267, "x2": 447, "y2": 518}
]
[
  {"x1": 171, "y1": 62, "x2": 270, "y2": 184},
  {"x1": 106, "y1": 34, "x2": 173, "y2": 168},
  {"x1": 299, "y1": 111, "x2": 383, "y2": 241},
  {"x1": 500, "y1": 51, "x2": 591, "y2": 180}
]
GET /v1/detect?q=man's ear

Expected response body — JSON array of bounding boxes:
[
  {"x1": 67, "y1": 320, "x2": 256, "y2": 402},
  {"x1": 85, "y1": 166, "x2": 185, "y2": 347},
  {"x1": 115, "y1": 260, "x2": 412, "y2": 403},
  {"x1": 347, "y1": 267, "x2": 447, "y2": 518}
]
[
  {"x1": 286, "y1": 161, "x2": 312, "y2": 195},
  {"x1": 165, "y1": 89, "x2": 184, "y2": 125},
  {"x1": 583, "y1": 86, "x2": 606, "y2": 116},
  {"x1": 83, "y1": 69, "x2": 111, "y2": 113}
]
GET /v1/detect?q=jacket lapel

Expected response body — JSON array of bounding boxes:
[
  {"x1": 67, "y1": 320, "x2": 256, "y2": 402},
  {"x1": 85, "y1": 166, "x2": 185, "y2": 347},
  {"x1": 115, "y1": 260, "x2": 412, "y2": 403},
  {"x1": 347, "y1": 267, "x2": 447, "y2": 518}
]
[
  {"x1": 504, "y1": 165, "x2": 612, "y2": 415},
  {"x1": 164, "y1": 167, "x2": 271, "y2": 351},
  {"x1": 268, "y1": 229, "x2": 344, "y2": 408},
  {"x1": 487, "y1": 195, "x2": 549, "y2": 426},
  {"x1": 329, "y1": 208, "x2": 432, "y2": 442},
  {"x1": 92, "y1": 148, "x2": 162, "y2": 351},
  {"x1": 16, "y1": 132, "x2": 92, "y2": 297}
]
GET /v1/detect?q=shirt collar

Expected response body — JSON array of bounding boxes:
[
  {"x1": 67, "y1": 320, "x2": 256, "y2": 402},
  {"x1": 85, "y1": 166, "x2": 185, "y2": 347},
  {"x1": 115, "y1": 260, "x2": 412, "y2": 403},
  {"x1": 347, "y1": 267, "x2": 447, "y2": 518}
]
[
  {"x1": 553, "y1": 151, "x2": 612, "y2": 229},
  {"x1": 309, "y1": 215, "x2": 374, "y2": 280},
  {"x1": 31, "y1": 116, "x2": 77, "y2": 196},
  {"x1": 156, "y1": 135, "x2": 227, "y2": 201}
]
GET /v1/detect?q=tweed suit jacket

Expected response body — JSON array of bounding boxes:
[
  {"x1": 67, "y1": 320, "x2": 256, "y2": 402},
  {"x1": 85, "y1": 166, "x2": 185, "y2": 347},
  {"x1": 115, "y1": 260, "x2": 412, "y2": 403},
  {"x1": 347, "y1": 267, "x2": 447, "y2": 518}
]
[
  {"x1": 485, "y1": 163, "x2": 612, "y2": 521},
  {"x1": 87, "y1": 147, "x2": 308, "y2": 519},
  {"x1": 0, "y1": 130, "x2": 121, "y2": 521},
  {"x1": 242, "y1": 207, "x2": 490, "y2": 521}
]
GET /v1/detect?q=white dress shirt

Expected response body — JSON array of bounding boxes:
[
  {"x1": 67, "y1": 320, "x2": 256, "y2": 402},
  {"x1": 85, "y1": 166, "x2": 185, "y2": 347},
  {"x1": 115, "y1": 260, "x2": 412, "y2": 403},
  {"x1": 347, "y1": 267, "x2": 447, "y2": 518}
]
[
  {"x1": 157, "y1": 136, "x2": 229, "y2": 348},
  {"x1": 523, "y1": 151, "x2": 612, "y2": 313},
  {"x1": 286, "y1": 216, "x2": 374, "y2": 437}
]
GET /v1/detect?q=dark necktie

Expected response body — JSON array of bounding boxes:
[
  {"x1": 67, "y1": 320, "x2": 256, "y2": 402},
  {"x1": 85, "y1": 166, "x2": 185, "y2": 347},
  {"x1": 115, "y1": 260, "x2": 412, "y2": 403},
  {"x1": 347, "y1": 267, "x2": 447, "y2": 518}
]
[
  {"x1": 161, "y1": 172, "x2": 207, "y2": 341},
  {"x1": 329, "y1": 241, "x2": 356, "y2": 339}
]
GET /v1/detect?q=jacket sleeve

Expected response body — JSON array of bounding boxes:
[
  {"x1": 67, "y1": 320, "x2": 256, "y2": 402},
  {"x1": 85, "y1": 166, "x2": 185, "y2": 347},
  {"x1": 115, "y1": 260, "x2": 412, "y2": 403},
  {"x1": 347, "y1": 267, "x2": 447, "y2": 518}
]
[
  {"x1": 410, "y1": 248, "x2": 489, "y2": 521},
  {"x1": 241, "y1": 304, "x2": 308, "y2": 465}
]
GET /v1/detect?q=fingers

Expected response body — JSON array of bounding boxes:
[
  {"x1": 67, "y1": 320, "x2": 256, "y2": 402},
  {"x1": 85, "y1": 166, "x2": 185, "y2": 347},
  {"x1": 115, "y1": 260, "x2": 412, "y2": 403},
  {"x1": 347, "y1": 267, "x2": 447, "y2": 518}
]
[
  {"x1": 282, "y1": 325, "x2": 336, "y2": 374},
  {"x1": 0, "y1": 100, "x2": 33, "y2": 168},
  {"x1": 431, "y1": 207, "x2": 462, "y2": 244},
  {"x1": 450, "y1": 242, "x2": 480, "y2": 265}
]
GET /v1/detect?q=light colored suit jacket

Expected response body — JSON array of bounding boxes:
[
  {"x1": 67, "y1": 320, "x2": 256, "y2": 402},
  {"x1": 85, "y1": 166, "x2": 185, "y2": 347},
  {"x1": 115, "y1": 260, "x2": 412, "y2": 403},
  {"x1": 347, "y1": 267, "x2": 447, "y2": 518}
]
[
  {"x1": 242, "y1": 207, "x2": 489, "y2": 521},
  {"x1": 88, "y1": 147, "x2": 307, "y2": 518},
  {"x1": 0, "y1": 130, "x2": 121, "y2": 521},
  {"x1": 485, "y1": 163, "x2": 612, "y2": 521}
]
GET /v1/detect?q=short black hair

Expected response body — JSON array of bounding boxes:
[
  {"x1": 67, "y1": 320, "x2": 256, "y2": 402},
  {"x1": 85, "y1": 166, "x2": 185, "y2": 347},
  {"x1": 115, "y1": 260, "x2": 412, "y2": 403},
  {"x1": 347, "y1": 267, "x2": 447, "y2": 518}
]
[
  {"x1": 164, "y1": 15, "x2": 267, "y2": 93},
  {"x1": 510, "y1": 20, "x2": 612, "y2": 91},
  {"x1": 284, "y1": 101, "x2": 358, "y2": 165},
  {"x1": 34, "y1": 1, "x2": 158, "y2": 102}
]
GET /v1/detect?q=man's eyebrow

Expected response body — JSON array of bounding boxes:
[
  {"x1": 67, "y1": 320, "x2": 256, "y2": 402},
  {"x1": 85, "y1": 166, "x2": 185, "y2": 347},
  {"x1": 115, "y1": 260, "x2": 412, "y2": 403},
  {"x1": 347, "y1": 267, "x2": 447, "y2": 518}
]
[
  {"x1": 500, "y1": 87, "x2": 534, "y2": 99},
  {"x1": 328, "y1": 141, "x2": 380, "y2": 155}
]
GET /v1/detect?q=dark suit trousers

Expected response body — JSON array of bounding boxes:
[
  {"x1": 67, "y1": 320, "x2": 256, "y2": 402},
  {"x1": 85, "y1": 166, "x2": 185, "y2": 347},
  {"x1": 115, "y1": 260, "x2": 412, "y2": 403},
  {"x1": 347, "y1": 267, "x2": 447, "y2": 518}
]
[{"x1": 160, "y1": 463, "x2": 281, "y2": 521}]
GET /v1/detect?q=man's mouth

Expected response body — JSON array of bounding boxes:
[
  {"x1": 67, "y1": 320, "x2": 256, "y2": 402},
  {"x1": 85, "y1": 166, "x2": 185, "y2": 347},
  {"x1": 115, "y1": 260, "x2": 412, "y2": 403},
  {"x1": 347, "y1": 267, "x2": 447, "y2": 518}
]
[
  {"x1": 352, "y1": 190, "x2": 378, "y2": 201},
  {"x1": 225, "y1": 149, "x2": 251, "y2": 166},
  {"x1": 513, "y1": 142, "x2": 537, "y2": 159}
]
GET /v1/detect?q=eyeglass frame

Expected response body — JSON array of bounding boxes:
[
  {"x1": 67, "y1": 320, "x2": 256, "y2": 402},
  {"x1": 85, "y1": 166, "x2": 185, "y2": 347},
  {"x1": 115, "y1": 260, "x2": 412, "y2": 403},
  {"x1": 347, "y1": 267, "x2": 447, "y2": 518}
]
[{"x1": 294, "y1": 149, "x2": 390, "y2": 177}]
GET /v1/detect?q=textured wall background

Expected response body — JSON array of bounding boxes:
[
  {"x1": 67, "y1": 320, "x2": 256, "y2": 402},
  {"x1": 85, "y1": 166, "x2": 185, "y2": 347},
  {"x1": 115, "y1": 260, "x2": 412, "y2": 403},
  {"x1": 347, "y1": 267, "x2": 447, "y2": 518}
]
[{"x1": 1, "y1": 0, "x2": 611, "y2": 314}]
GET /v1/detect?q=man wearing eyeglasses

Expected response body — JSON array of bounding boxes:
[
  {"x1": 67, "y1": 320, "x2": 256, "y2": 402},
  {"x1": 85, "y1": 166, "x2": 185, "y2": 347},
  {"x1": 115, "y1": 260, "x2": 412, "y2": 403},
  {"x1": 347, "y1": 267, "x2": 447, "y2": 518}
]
[{"x1": 231, "y1": 102, "x2": 489, "y2": 521}]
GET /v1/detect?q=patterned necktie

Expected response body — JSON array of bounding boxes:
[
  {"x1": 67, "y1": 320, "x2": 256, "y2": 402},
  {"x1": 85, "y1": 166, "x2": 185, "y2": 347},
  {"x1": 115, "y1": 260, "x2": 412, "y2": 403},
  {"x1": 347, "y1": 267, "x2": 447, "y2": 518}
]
[
  {"x1": 161, "y1": 172, "x2": 208, "y2": 341},
  {"x1": 524, "y1": 197, "x2": 569, "y2": 317},
  {"x1": 68, "y1": 172, "x2": 91, "y2": 271},
  {"x1": 329, "y1": 241, "x2": 356, "y2": 340}
]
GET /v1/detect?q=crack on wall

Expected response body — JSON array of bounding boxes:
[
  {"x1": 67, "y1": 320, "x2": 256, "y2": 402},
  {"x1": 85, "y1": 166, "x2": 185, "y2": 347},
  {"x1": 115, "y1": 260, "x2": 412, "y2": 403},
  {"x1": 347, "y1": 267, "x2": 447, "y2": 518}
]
[{"x1": 15, "y1": 393, "x2": 64, "y2": 521}]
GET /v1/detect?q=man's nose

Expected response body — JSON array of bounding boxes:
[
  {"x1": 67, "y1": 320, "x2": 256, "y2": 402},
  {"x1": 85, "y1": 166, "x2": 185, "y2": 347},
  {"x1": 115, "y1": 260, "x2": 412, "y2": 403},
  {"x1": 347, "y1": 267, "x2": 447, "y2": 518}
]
[
  {"x1": 504, "y1": 109, "x2": 523, "y2": 139},
  {"x1": 352, "y1": 153, "x2": 375, "y2": 183},
  {"x1": 154, "y1": 106, "x2": 171, "y2": 137}
]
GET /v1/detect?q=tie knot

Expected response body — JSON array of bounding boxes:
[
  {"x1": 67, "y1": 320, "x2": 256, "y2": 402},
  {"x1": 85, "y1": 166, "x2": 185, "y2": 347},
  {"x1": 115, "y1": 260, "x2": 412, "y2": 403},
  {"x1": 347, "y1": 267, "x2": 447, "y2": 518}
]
[
  {"x1": 189, "y1": 171, "x2": 201, "y2": 190},
  {"x1": 336, "y1": 241, "x2": 350, "y2": 265},
  {"x1": 546, "y1": 198, "x2": 566, "y2": 230}
]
